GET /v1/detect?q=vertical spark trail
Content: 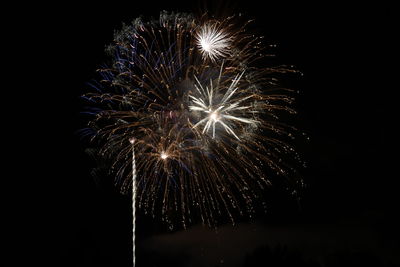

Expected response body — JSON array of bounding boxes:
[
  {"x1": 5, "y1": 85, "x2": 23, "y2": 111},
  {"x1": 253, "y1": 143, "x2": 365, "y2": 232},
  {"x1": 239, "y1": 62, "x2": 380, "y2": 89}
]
[{"x1": 132, "y1": 152, "x2": 136, "y2": 267}]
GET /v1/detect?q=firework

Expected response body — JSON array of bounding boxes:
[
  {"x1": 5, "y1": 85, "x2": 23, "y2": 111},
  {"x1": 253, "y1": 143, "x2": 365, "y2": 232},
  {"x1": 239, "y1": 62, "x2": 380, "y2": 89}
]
[
  {"x1": 196, "y1": 23, "x2": 231, "y2": 62},
  {"x1": 83, "y1": 11, "x2": 302, "y2": 230}
]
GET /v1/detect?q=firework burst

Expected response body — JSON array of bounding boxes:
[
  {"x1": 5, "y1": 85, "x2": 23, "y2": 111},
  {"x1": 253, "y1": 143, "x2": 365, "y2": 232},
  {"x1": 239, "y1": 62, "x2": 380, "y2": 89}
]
[
  {"x1": 189, "y1": 65, "x2": 258, "y2": 140},
  {"x1": 196, "y1": 23, "x2": 231, "y2": 62},
  {"x1": 83, "y1": 11, "x2": 303, "y2": 229}
]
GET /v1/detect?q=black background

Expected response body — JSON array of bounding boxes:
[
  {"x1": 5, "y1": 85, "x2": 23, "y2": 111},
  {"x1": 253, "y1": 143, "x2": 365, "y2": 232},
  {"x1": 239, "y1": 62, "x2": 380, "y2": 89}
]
[{"x1": 13, "y1": 1, "x2": 396, "y2": 266}]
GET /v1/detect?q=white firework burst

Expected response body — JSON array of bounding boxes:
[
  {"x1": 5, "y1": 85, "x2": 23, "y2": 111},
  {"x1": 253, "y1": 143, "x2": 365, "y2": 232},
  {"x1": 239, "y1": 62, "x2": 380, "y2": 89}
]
[
  {"x1": 189, "y1": 65, "x2": 258, "y2": 140},
  {"x1": 196, "y1": 24, "x2": 231, "y2": 62}
]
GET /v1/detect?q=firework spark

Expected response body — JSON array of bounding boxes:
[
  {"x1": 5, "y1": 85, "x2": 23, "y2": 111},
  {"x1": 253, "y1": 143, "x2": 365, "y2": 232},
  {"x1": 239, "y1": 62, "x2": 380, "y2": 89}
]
[
  {"x1": 189, "y1": 65, "x2": 258, "y2": 140},
  {"x1": 83, "y1": 11, "x2": 303, "y2": 230},
  {"x1": 196, "y1": 23, "x2": 231, "y2": 62}
]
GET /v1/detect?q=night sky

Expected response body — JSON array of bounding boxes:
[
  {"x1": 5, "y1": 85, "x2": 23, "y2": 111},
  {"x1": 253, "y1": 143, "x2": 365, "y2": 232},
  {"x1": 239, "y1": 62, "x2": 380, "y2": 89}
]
[{"x1": 18, "y1": 1, "x2": 396, "y2": 266}]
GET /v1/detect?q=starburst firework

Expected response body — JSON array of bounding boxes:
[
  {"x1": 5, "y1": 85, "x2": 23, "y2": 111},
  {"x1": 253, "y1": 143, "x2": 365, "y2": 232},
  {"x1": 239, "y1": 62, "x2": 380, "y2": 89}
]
[
  {"x1": 83, "y1": 11, "x2": 303, "y2": 229},
  {"x1": 189, "y1": 65, "x2": 258, "y2": 140},
  {"x1": 196, "y1": 23, "x2": 231, "y2": 62}
]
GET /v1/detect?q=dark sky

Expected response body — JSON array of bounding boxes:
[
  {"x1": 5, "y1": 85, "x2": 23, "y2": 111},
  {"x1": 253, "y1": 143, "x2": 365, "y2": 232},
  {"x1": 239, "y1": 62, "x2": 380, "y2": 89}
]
[{"x1": 16, "y1": 1, "x2": 396, "y2": 266}]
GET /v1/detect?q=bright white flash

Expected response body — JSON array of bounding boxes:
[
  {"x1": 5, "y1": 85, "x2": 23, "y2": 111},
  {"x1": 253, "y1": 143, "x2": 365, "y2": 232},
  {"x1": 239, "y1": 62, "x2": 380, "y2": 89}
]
[
  {"x1": 196, "y1": 24, "x2": 230, "y2": 62},
  {"x1": 189, "y1": 66, "x2": 258, "y2": 140},
  {"x1": 210, "y1": 111, "x2": 219, "y2": 122},
  {"x1": 160, "y1": 152, "x2": 168, "y2": 160}
]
